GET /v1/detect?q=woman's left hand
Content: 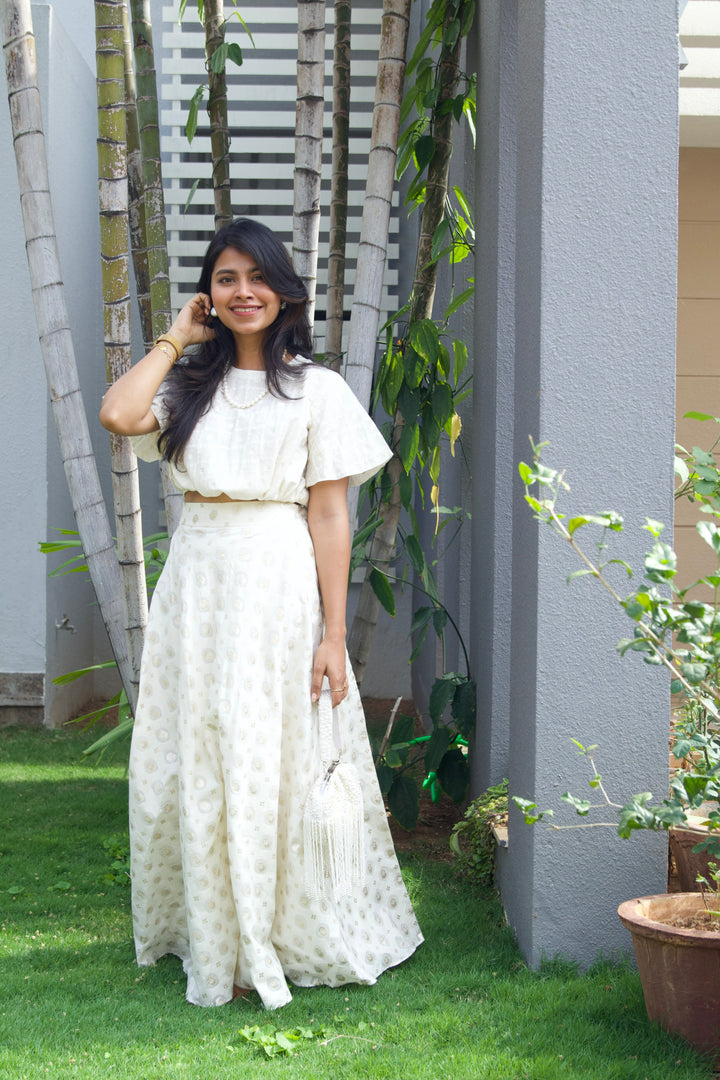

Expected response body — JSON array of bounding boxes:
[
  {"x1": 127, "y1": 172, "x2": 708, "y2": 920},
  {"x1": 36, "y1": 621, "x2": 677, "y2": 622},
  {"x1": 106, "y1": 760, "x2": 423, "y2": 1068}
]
[{"x1": 311, "y1": 638, "x2": 348, "y2": 706}]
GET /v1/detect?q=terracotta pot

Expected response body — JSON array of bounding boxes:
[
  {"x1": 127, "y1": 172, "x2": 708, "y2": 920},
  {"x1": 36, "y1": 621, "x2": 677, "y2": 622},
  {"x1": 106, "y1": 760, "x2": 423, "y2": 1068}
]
[
  {"x1": 618, "y1": 893, "x2": 720, "y2": 1059},
  {"x1": 669, "y1": 827, "x2": 718, "y2": 892}
]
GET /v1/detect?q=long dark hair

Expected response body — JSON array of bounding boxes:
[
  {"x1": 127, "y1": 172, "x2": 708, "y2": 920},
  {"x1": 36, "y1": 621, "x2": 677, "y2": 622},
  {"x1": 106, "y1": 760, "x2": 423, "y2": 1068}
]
[{"x1": 158, "y1": 218, "x2": 313, "y2": 465}]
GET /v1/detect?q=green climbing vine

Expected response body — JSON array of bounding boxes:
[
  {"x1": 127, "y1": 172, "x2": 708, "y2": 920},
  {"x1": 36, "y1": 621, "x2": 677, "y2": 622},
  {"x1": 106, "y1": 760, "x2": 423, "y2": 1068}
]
[{"x1": 356, "y1": 0, "x2": 477, "y2": 829}]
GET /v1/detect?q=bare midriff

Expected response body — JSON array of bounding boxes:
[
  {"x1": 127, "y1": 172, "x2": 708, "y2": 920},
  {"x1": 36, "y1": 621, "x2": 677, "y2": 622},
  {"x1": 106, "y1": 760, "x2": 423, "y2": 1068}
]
[{"x1": 184, "y1": 491, "x2": 244, "y2": 503}]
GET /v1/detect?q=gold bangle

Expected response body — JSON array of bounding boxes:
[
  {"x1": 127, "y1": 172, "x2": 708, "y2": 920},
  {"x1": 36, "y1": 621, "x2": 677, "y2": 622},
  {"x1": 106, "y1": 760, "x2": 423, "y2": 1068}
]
[
  {"x1": 154, "y1": 333, "x2": 184, "y2": 362},
  {"x1": 156, "y1": 343, "x2": 177, "y2": 366}
]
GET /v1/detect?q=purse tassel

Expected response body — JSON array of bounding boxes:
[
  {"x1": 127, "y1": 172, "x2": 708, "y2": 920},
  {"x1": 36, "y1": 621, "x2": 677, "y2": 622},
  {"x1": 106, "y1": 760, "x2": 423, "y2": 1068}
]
[{"x1": 303, "y1": 684, "x2": 365, "y2": 901}]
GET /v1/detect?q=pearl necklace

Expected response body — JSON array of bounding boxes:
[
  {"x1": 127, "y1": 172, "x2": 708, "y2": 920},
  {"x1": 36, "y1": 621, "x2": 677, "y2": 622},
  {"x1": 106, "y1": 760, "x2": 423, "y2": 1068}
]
[
  {"x1": 219, "y1": 352, "x2": 292, "y2": 410},
  {"x1": 220, "y1": 369, "x2": 269, "y2": 410}
]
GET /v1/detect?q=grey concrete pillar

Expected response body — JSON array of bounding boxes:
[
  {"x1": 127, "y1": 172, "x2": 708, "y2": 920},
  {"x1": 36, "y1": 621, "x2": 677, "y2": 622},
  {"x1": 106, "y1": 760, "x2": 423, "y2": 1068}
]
[
  {"x1": 470, "y1": 0, "x2": 518, "y2": 794},
  {"x1": 483, "y1": 0, "x2": 679, "y2": 966}
]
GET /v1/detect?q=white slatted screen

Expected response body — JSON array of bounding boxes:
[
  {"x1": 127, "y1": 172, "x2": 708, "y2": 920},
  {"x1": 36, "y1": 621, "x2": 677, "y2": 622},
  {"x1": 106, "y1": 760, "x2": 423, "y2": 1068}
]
[{"x1": 160, "y1": 1, "x2": 401, "y2": 356}]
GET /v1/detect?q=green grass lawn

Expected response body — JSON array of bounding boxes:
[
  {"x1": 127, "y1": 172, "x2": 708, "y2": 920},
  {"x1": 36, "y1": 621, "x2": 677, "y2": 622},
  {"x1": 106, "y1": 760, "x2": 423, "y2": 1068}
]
[{"x1": 0, "y1": 725, "x2": 714, "y2": 1080}]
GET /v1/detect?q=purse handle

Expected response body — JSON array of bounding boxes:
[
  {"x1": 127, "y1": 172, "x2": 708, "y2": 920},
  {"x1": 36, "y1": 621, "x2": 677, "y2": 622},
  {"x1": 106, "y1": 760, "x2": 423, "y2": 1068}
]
[{"x1": 318, "y1": 676, "x2": 344, "y2": 765}]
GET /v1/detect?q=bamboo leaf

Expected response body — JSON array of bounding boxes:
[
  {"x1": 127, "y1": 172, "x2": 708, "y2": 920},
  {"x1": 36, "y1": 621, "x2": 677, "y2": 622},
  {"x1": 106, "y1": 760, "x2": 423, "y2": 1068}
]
[
  {"x1": 450, "y1": 241, "x2": 471, "y2": 264},
  {"x1": 183, "y1": 177, "x2": 202, "y2": 214},
  {"x1": 381, "y1": 351, "x2": 404, "y2": 414},
  {"x1": 52, "y1": 661, "x2": 118, "y2": 686},
  {"x1": 421, "y1": 559, "x2": 440, "y2": 604},
  {"x1": 437, "y1": 343, "x2": 450, "y2": 380},
  {"x1": 445, "y1": 283, "x2": 474, "y2": 317},
  {"x1": 400, "y1": 82, "x2": 422, "y2": 125},
  {"x1": 369, "y1": 568, "x2": 395, "y2": 616},
  {"x1": 422, "y1": 86, "x2": 440, "y2": 110},
  {"x1": 226, "y1": 41, "x2": 244, "y2": 67},
  {"x1": 452, "y1": 679, "x2": 477, "y2": 737},
  {"x1": 429, "y1": 675, "x2": 457, "y2": 724},
  {"x1": 453, "y1": 184, "x2": 473, "y2": 221},
  {"x1": 185, "y1": 84, "x2": 207, "y2": 143},
  {"x1": 429, "y1": 446, "x2": 440, "y2": 484},
  {"x1": 431, "y1": 381, "x2": 454, "y2": 426},
  {"x1": 387, "y1": 775, "x2": 419, "y2": 830},
  {"x1": 461, "y1": 1, "x2": 477, "y2": 36},
  {"x1": 437, "y1": 748, "x2": 469, "y2": 803},
  {"x1": 409, "y1": 619, "x2": 432, "y2": 662},
  {"x1": 431, "y1": 219, "x2": 451, "y2": 261},
  {"x1": 420, "y1": 405, "x2": 442, "y2": 451},
  {"x1": 210, "y1": 42, "x2": 229, "y2": 73},
  {"x1": 409, "y1": 319, "x2": 440, "y2": 363},
  {"x1": 413, "y1": 134, "x2": 436, "y2": 174},
  {"x1": 463, "y1": 97, "x2": 476, "y2": 143},
  {"x1": 376, "y1": 763, "x2": 394, "y2": 795},
  {"x1": 405, "y1": 17, "x2": 436, "y2": 79},
  {"x1": 80, "y1": 716, "x2": 135, "y2": 760},
  {"x1": 227, "y1": 9, "x2": 255, "y2": 47},
  {"x1": 410, "y1": 605, "x2": 434, "y2": 635},
  {"x1": 403, "y1": 346, "x2": 425, "y2": 389},
  {"x1": 424, "y1": 727, "x2": 452, "y2": 773},
  {"x1": 405, "y1": 534, "x2": 426, "y2": 576},
  {"x1": 449, "y1": 412, "x2": 462, "y2": 456},
  {"x1": 433, "y1": 606, "x2": 448, "y2": 636},
  {"x1": 451, "y1": 94, "x2": 465, "y2": 122},
  {"x1": 397, "y1": 119, "x2": 426, "y2": 179},
  {"x1": 443, "y1": 18, "x2": 460, "y2": 49},
  {"x1": 398, "y1": 469, "x2": 413, "y2": 510},
  {"x1": 398, "y1": 422, "x2": 420, "y2": 472},
  {"x1": 453, "y1": 339, "x2": 468, "y2": 383}
]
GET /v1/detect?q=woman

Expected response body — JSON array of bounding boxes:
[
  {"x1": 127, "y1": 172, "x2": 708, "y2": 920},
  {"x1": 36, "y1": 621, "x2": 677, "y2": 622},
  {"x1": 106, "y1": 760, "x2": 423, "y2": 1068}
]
[{"x1": 100, "y1": 218, "x2": 423, "y2": 1010}]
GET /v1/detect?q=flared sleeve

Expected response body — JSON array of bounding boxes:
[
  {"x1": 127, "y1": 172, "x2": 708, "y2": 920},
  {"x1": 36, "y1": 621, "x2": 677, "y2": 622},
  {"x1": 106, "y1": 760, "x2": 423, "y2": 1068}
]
[
  {"x1": 128, "y1": 387, "x2": 170, "y2": 463},
  {"x1": 305, "y1": 368, "x2": 392, "y2": 488}
]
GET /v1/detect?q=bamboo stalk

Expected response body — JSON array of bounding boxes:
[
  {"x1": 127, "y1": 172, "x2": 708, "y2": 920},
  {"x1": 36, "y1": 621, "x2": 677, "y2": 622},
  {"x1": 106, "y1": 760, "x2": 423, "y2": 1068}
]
[
  {"x1": 129, "y1": 0, "x2": 182, "y2": 535},
  {"x1": 293, "y1": 0, "x2": 326, "y2": 331},
  {"x1": 1, "y1": 0, "x2": 136, "y2": 709},
  {"x1": 129, "y1": 0, "x2": 171, "y2": 341},
  {"x1": 348, "y1": 3, "x2": 464, "y2": 688},
  {"x1": 96, "y1": 0, "x2": 148, "y2": 699},
  {"x1": 122, "y1": 1, "x2": 151, "y2": 351},
  {"x1": 407, "y1": 16, "x2": 463, "y2": 325},
  {"x1": 205, "y1": 0, "x2": 233, "y2": 230},
  {"x1": 344, "y1": 0, "x2": 410, "y2": 408},
  {"x1": 326, "y1": 0, "x2": 351, "y2": 371}
]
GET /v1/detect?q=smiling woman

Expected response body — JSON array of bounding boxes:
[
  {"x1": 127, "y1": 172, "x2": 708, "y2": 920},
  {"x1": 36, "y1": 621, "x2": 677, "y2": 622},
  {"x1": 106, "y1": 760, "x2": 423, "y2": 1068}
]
[
  {"x1": 209, "y1": 249, "x2": 281, "y2": 356},
  {"x1": 98, "y1": 217, "x2": 422, "y2": 1011}
]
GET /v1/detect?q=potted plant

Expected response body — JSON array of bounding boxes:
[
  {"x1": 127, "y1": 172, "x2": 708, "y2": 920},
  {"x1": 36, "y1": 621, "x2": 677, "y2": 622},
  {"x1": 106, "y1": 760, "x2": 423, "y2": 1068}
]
[{"x1": 513, "y1": 417, "x2": 720, "y2": 1059}]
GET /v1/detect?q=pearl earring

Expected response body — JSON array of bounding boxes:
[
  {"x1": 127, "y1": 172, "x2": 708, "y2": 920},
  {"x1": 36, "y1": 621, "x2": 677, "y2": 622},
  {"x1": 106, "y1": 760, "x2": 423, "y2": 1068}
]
[
  {"x1": 210, "y1": 306, "x2": 217, "y2": 317},
  {"x1": 280, "y1": 301, "x2": 287, "y2": 311}
]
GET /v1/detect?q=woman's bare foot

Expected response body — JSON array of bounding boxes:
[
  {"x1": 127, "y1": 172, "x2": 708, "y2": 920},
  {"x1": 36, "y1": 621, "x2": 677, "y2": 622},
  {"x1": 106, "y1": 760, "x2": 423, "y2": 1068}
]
[{"x1": 232, "y1": 984, "x2": 252, "y2": 1000}]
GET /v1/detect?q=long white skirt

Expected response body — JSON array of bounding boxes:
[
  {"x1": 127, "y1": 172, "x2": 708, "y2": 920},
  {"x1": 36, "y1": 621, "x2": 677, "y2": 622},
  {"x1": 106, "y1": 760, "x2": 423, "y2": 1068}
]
[{"x1": 128, "y1": 500, "x2": 423, "y2": 1009}]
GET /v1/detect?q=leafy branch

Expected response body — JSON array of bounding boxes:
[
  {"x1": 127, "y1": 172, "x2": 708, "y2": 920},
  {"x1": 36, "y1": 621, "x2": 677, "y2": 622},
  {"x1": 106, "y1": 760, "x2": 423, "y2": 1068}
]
[
  {"x1": 513, "y1": 427, "x2": 720, "y2": 846},
  {"x1": 519, "y1": 439, "x2": 720, "y2": 716}
]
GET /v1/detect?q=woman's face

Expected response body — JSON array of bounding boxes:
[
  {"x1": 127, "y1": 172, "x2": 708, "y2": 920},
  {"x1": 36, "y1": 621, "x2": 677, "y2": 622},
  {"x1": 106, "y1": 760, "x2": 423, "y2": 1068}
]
[{"x1": 210, "y1": 247, "x2": 282, "y2": 344}]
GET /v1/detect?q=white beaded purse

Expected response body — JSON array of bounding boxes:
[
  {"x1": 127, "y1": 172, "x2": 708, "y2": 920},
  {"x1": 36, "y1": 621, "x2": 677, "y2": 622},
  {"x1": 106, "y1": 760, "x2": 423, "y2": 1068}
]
[{"x1": 303, "y1": 679, "x2": 366, "y2": 901}]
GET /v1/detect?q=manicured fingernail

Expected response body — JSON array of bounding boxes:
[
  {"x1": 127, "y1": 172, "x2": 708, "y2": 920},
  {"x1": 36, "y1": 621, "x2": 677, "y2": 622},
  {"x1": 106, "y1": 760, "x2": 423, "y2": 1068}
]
[{"x1": 311, "y1": 693, "x2": 318, "y2": 702}]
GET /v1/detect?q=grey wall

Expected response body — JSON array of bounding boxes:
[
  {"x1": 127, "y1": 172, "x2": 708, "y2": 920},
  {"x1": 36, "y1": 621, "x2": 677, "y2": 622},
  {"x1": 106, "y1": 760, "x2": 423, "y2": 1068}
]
[
  {"x1": 1, "y1": 4, "x2": 119, "y2": 725},
  {"x1": 473, "y1": 0, "x2": 679, "y2": 967}
]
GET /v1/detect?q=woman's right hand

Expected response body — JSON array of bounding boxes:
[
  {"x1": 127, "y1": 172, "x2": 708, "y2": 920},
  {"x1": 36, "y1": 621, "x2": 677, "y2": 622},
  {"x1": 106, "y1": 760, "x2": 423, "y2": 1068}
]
[
  {"x1": 100, "y1": 292, "x2": 218, "y2": 435},
  {"x1": 169, "y1": 293, "x2": 217, "y2": 351}
]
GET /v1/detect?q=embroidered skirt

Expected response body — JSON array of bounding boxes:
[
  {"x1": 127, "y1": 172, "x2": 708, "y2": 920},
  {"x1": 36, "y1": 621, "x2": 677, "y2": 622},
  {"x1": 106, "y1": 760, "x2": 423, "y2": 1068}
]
[{"x1": 128, "y1": 500, "x2": 423, "y2": 1009}]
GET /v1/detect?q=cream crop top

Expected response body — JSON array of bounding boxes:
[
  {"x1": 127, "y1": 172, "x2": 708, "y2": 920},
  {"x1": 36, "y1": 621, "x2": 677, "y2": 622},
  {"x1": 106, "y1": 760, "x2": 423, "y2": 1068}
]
[{"x1": 129, "y1": 360, "x2": 392, "y2": 506}]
